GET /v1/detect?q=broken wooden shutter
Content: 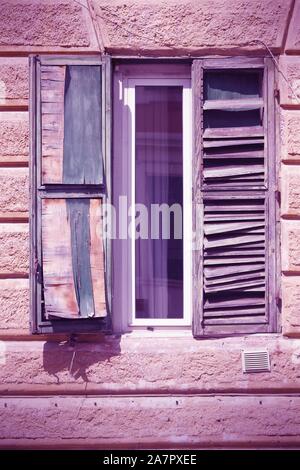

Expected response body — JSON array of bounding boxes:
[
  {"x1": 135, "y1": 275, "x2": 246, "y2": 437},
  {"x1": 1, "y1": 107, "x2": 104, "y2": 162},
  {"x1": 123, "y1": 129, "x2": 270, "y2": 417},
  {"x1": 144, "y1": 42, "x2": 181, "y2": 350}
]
[
  {"x1": 192, "y1": 58, "x2": 277, "y2": 337},
  {"x1": 31, "y1": 56, "x2": 110, "y2": 328},
  {"x1": 41, "y1": 198, "x2": 106, "y2": 319},
  {"x1": 41, "y1": 62, "x2": 103, "y2": 185}
]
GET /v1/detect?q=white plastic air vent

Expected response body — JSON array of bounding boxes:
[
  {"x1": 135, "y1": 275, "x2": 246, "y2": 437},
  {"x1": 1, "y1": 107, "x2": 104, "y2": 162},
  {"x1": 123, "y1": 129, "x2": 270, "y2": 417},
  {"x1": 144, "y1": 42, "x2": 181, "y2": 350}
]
[{"x1": 242, "y1": 349, "x2": 270, "y2": 373}]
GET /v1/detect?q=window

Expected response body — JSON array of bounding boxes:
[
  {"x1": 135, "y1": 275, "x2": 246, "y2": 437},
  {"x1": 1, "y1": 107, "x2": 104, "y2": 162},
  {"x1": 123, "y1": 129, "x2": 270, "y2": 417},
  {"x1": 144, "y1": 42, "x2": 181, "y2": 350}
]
[{"x1": 30, "y1": 57, "x2": 278, "y2": 336}]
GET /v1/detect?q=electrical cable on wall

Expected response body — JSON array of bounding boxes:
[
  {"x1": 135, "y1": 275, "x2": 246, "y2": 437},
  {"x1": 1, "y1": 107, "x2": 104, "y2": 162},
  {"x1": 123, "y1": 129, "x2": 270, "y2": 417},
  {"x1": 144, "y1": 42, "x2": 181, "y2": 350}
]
[{"x1": 72, "y1": 1, "x2": 300, "y2": 104}]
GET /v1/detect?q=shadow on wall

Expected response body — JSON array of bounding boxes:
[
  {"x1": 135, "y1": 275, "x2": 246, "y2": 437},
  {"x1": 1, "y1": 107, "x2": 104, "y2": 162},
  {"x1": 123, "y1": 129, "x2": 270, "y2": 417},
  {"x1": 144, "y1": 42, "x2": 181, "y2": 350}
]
[{"x1": 42, "y1": 335, "x2": 121, "y2": 383}]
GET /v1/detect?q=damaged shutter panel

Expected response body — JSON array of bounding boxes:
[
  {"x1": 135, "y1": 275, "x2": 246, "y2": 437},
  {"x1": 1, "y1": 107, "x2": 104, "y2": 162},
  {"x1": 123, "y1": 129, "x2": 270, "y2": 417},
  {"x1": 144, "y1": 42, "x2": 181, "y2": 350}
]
[
  {"x1": 42, "y1": 198, "x2": 106, "y2": 319},
  {"x1": 34, "y1": 56, "x2": 109, "y2": 324},
  {"x1": 192, "y1": 58, "x2": 277, "y2": 337},
  {"x1": 41, "y1": 62, "x2": 103, "y2": 185}
]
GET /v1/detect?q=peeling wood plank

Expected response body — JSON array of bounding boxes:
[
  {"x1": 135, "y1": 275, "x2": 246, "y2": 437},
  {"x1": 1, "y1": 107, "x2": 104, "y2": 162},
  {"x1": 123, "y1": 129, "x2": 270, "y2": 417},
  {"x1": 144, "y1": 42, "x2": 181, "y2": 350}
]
[
  {"x1": 203, "y1": 138, "x2": 264, "y2": 148},
  {"x1": 63, "y1": 66, "x2": 103, "y2": 185},
  {"x1": 42, "y1": 198, "x2": 78, "y2": 319},
  {"x1": 204, "y1": 263, "x2": 264, "y2": 278},
  {"x1": 204, "y1": 205, "x2": 264, "y2": 212},
  {"x1": 203, "y1": 258, "x2": 265, "y2": 267},
  {"x1": 204, "y1": 215, "x2": 265, "y2": 221},
  {"x1": 204, "y1": 308, "x2": 265, "y2": 317},
  {"x1": 41, "y1": 64, "x2": 103, "y2": 185},
  {"x1": 204, "y1": 316, "x2": 266, "y2": 325},
  {"x1": 66, "y1": 199, "x2": 95, "y2": 318},
  {"x1": 204, "y1": 279, "x2": 265, "y2": 293},
  {"x1": 204, "y1": 234, "x2": 265, "y2": 249},
  {"x1": 205, "y1": 272, "x2": 265, "y2": 287},
  {"x1": 204, "y1": 296, "x2": 265, "y2": 309},
  {"x1": 203, "y1": 165, "x2": 264, "y2": 179},
  {"x1": 204, "y1": 221, "x2": 264, "y2": 235},
  {"x1": 203, "y1": 248, "x2": 264, "y2": 256},
  {"x1": 204, "y1": 192, "x2": 265, "y2": 200},
  {"x1": 41, "y1": 65, "x2": 65, "y2": 184},
  {"x1": 242, "y1": 286, "x2": 265, "y2": 292},
  {"x1": 204, "y1": 126, "x2": 264, "y2": 139},
  {"x1": 202, "y1": 323, "x2": 268, "y2": 335},
  {"x1": 202, "y1": 58, "x2": 264, "y2": 69},
  {"x1": 204, "y1": 150, "x2": 264, "y2": 159},
  {"x1": 89, "y1": 199, "x2": 106, "y2": 317},
  {"x1": 205, "y1": 241, "x2": 265, "y2": 250}
]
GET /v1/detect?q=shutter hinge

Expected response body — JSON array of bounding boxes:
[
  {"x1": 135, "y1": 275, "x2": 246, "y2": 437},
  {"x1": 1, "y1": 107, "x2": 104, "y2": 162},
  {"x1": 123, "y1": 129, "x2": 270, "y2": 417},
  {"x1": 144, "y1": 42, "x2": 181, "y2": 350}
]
[
  {"x1": 34, "y1": 257, "x2": 39, "y2": 274},
  {"x1": 34, "y1": 257, "x2": 42, "y2": 283},
  {"x1": 274, "y1": 88, "x2": 280, "y2": 101},
  {"x1": 276, "y1": 295, "x2": 282, "y2": 310}
]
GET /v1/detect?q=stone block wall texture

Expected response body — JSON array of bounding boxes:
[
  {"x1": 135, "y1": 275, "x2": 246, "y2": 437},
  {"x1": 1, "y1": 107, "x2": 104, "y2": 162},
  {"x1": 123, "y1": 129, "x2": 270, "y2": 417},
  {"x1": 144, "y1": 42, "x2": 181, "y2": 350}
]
[{"x1": 0, "y1": 0, "x2": 300, "y2": 449}]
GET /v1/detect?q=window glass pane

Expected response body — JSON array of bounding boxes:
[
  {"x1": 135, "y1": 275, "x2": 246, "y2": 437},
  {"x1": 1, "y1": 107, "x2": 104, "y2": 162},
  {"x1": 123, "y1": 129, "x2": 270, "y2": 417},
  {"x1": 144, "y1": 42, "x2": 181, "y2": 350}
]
[
  {"x1": 135, "y1": 86, "x2": 183, "y2": 319},
  {"x1": 204, "y1": 70, "x2": 262, "y2": 101}
]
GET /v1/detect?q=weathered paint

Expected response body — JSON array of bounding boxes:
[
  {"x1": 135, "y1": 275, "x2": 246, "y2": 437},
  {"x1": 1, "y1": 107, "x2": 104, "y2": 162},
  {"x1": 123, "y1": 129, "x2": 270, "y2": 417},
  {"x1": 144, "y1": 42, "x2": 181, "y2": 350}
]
[
  {"x1": 41, "y1": 63, "x2": 103, "y2": 184},
  {"x1": 92, "y1": 0, "x2": 293, "y2": 55},
  {"x1": 42, "y1": 198, "x2": 106, "y2": 319},
  {"x1": 63, "y1": 65, "x2": 103, "y2": 185},
  {"x1": 0, "y1": 0, "x2": 300, "y2": 449}
]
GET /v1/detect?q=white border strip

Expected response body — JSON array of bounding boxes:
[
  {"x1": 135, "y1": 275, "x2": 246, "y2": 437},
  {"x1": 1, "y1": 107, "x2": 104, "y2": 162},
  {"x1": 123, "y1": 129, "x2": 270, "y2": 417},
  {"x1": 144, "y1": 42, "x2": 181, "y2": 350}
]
[{"x1": 126, "y1": 77, "x2": 192, "y2": 327}]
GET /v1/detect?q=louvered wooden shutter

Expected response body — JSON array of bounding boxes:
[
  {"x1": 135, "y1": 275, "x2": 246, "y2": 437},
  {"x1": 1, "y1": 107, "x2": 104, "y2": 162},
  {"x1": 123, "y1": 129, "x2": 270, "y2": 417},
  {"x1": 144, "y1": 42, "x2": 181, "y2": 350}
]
[
  {"x1": 30, "y1": 56, "x2": 111, "y2": 328},
  {"x1": 192, "y1": 58, "x2": 278, "y2": 337}
]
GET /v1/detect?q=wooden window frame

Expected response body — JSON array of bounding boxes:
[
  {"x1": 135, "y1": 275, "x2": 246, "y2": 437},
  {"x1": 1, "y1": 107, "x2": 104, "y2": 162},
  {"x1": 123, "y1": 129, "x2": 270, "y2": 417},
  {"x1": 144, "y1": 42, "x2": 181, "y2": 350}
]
[
  {"x1": 127, "y1": 76, "x2": 192, "y2": 327},
  {"x1": 192, "y1": 57, "x2": 280, "y2": 337},
  {"x1": 29, "y1": 55, "x2": 112, "y2": 334},
  {"x1": 112, "y1": 63, "x2": 193, "y2": 333}
]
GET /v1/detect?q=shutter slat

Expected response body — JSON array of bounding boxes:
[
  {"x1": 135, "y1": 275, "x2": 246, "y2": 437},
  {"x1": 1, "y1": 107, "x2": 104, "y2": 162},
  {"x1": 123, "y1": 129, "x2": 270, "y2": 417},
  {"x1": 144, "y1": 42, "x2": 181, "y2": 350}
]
[
  {"x1": 204, "y1": 150, "x2": 264, "y2": 159},
  {"x1": 204, "y1": 234, "x2": 264, "y2": 249},
  {"x1": 204, "y1": 308, "x2": 265, "y2": 317},
  {"x1": 203, "y1": 98, "x2": 263, "y2": 111},
  {"x1": 203, "y1": 126, "x2": 264, "y2": 139},
  {"x1": 205, "y1": 205, "x2": 264, "y2": 211},
  {"x1": 242, "y1": 286, "x2": 265, "y2": 292},
  {"x1": 204, "y1": 221, "x2": 264, "y2": 235},
  {"x1": 204, "y1": 248, "x2": 264, "y2": 255},
  {"x1": 204, "y1": 165, "x2": 264, "y2": 179},
  {"x1": 205, "y1": 272, "x2": 265, "y2": 287},
  {"x1": 204, "y1": 316, "x2": 266, "y2": 325},
  {"x1": 204, "y1": 192, "x2": 265, "y2": 199},
  {"x1": 205, "y1": 263, "x2": 264, "y2": 278},
  {"x1": 204, "y1": 257, "x2": 264, "y2": 266},
  {"x1": 204, "y1": 279, "x2": 265, "y2": 293},
  {"x1": 203, "y1": 138, "x2": 264, "y2": 148},
  {"x1": 204, "y1": 296, "x2": 264, "y2": 309},
  {"x1": 204, "y1": 215, "x2": 265, "y2": 221}
]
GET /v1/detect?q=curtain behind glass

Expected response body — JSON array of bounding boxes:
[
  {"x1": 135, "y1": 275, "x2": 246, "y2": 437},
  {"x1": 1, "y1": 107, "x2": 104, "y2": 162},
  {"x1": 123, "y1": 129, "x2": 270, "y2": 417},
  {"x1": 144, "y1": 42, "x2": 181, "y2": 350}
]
[{"x1": 135, "y1": 86, "x2": 183, "y2": 319}]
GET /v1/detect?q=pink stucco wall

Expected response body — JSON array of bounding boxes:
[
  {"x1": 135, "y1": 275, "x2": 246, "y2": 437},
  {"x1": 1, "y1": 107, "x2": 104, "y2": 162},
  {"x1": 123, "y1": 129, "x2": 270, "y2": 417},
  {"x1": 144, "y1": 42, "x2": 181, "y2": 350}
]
[{"x1": 1, "y1": 0, "x2": 300, "y2": 448}]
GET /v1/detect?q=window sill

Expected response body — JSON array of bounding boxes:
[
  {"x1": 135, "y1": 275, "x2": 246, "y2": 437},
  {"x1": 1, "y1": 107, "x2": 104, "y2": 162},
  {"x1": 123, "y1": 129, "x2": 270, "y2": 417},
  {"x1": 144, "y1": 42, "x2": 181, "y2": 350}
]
[{"x1": 118, "y1": 328, "x2": 193, "y2": 338}]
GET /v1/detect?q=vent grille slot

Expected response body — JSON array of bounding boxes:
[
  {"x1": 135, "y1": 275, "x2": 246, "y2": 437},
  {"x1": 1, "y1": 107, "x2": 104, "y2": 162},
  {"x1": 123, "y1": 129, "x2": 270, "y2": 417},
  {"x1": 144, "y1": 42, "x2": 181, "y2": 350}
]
[{"x1": 242, "y1": 349, "x2": 270, "y2": 373}]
